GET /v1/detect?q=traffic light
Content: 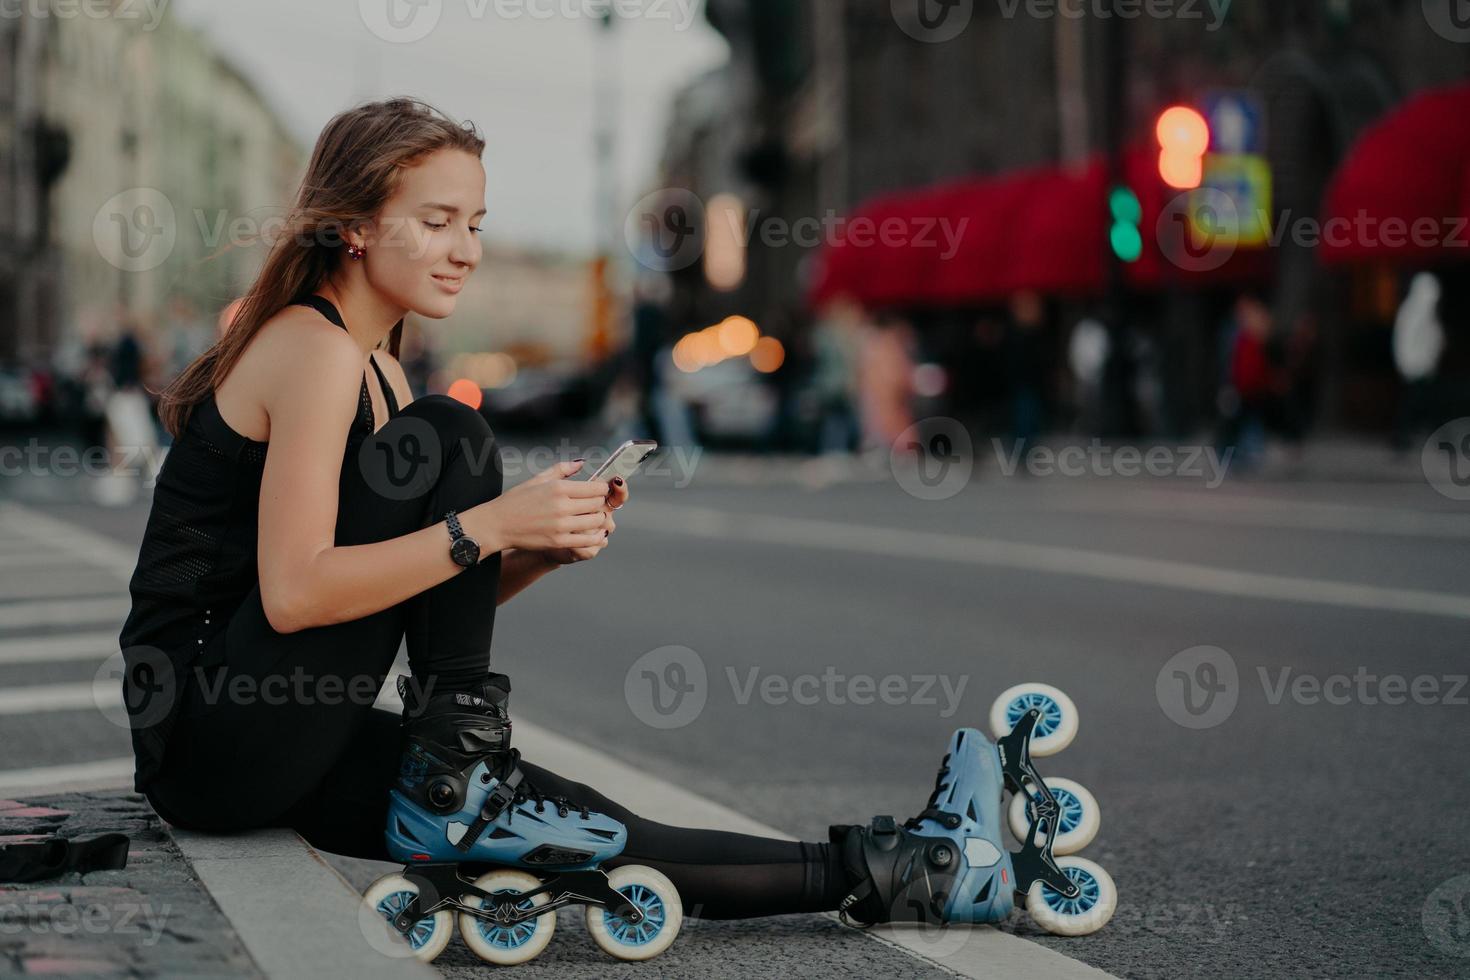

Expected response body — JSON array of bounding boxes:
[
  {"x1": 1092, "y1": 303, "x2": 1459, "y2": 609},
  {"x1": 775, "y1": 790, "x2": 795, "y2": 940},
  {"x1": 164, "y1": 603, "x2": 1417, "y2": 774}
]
[
  {"x1": 1108, "y1": 186, "x2": 1143, "y2": 263},
  {"x1": 1156, "y1": 106, "x2": 1210, "y2": 190}
]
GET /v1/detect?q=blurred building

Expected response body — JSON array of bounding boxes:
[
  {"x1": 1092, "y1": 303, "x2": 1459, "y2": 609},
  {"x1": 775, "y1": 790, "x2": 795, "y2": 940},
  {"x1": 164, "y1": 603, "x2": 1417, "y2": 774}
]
[
  {"x1": 2, "y1": 4, "x2": 302, "y2": 366},
  {"x1": 660, "y1": 0, "x2": 1470, "y2": 434}
]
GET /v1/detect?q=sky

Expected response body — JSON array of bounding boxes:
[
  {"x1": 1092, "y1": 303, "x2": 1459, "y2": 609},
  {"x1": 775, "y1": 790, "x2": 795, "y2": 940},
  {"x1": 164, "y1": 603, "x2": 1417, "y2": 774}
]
[{"x1": 171, "y1": 0, "x2": 728, "y2": 255}]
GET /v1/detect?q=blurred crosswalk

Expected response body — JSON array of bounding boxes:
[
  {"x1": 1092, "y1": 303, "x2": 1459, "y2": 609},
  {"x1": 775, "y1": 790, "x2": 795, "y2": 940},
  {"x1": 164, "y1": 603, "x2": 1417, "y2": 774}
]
[{"x1": 0, "y1": 502, "x2": 137, "y2": 794}]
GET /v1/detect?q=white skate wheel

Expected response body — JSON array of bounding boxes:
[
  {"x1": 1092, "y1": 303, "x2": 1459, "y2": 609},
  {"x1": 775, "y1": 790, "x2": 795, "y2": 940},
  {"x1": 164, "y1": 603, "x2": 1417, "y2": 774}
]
[
  {"x1": 1007, "y1": 777, "x2": 1100, "y2": 856},
  {"x1": 586, "y1": 865, "x2": 683, "y2": 961},
  {"x1": 458, "y1": 869, "x2": 556, "y2": 965},
  {"x1": 1026, "y1": 856, "x2": 1117, "y2": 936},
  {"x1": 359, "y1": 872, "x2": 455, "y2": 964},
  {"x1": 989, "y1": 683, "x2": 1078, "y2": 757}
]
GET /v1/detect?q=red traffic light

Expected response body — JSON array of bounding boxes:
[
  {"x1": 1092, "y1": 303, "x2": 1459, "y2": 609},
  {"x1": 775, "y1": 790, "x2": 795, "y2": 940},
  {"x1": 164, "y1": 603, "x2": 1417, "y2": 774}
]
[{"x1": 1156, "y1": 105, "x2": 1210, "y2": 190}]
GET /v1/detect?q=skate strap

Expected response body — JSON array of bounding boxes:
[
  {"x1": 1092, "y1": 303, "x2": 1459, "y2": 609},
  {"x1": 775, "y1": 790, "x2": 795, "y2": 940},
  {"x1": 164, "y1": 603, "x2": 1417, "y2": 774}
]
[
  {"x1": 903, "y1": 807, "x2": 962, "y2": 831},
  {"x1": 453, "y1": 766, "x2": 525, "y2": 853}
]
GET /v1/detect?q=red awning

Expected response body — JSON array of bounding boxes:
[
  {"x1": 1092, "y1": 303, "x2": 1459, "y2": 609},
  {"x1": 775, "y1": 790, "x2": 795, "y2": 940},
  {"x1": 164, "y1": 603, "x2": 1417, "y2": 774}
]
[
  {"x1": 808, "y1": 149, "x2": 1271, "y2": 310},
  {"x1": 1320, "y1": 81, "x2": 1470, "y2": 265}
]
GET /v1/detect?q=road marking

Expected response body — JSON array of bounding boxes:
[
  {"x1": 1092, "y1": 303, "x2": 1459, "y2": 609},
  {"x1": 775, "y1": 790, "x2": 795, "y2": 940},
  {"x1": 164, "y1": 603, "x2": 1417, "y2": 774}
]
[
  {"x1": 0, "y1": 597, "x2": 131, "y2": 631},
  {"x1": 624, "y1": 501, "x2": 1470, "y2": 620},
  {"x1": 377, "y1": 668, "x2": 1118, "y2": 979},
  {"x1": 0, "y1": 503, "x2": 139, "y2": 579},
  {"x1": 0, "y1": 681, "x2": 118, "y2": 715},
  {"x1": 1024, "y1": 490, "x2": 1470, "y2": 540},
  {"x1": 0, "y1": 757, "x2": 134, "y2": 794},
  {"x1": 0, "y1": 630, "x2": 120, "y2": 665}
]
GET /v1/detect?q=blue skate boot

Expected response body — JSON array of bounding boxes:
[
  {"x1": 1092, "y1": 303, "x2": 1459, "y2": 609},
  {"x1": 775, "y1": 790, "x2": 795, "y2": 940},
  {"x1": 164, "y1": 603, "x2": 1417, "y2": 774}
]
[
  {"x1": 362, "y1": 674, "x2": 683, "y2": 966},
  {"x1": 832, "y1": 685, "x2": 1116, "y2": 936}
]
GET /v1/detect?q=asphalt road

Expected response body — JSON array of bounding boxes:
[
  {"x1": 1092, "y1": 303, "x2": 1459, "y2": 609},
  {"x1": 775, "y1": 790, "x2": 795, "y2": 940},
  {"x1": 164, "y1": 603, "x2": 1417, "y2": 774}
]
[{"x1": 3, "y1": 443, "x2": 1468, "y2": 978}]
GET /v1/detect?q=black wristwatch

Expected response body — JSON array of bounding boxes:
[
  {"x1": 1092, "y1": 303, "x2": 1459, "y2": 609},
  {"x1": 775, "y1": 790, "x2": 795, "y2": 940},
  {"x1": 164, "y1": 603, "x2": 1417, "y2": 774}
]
[{"x1": 444, "y1": 509, "x2": 480, "y2": 569}]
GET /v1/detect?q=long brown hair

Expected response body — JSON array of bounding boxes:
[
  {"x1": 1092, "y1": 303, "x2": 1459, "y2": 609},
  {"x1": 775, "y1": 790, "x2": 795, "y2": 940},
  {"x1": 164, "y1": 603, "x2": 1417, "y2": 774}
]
[{"x1": 158, "y1": 97, "x2": 485, "y2": 438}]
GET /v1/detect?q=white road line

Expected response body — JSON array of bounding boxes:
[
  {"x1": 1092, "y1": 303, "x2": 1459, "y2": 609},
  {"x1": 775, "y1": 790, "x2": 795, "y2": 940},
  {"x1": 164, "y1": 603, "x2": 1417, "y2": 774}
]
[
  {"x1": 1025, "y1": 491, "x2": 1470, "y2": 540},
  {"x1": 624, "y1": 501, "x2": 1470, "y2": 620},
  {"x1": 0, "y1": 757, "x2": 135, "y2": 795},
  {"x1": 376, "y1": 668, "x2": 1117, "y2": 979},
  {"x1": 0, "y1": 503, "x2": 139, "y2": 579},
  {"x1": 0, "y1": 630, "x2": 119, "y2": 665},
  {"x1": 0, "y1": 681, "x2": 119, "y2": 716},
  {"x1": 0, "y1": 576, "x2": 124, "y2": 602},
  {"x1": 0, "y1": 597, "x2": 131, "y2": 631}
]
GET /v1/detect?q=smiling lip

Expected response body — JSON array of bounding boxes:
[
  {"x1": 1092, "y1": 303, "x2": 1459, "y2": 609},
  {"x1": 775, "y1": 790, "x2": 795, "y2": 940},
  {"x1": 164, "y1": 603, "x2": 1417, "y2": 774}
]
[{"x1": 432, "y1": 274, "x2": 464, "y2": 292}]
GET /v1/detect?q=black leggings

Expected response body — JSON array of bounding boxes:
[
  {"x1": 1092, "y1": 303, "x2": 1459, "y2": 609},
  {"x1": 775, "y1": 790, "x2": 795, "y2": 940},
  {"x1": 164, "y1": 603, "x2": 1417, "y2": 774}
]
[{"x1": 144, "y1": 394, "x2": 848, "y2": 918}]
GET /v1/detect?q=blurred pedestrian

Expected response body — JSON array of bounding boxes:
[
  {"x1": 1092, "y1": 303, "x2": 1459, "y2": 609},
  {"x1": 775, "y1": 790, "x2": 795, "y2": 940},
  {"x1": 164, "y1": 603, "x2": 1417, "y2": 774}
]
[
  {"x1": 856, "y1": 310, "x2": 916, "y2": 454},
  {"x1": 809, "y1": 295, "x2": 864, "y2": 454},
  {"x1": 95, "y1": 318, "x2": 160, "y2": 507},
  {"x1": 1391, "y1": 271, "x2": 1445, "y2": 453},
  {"x1": 1004, "y1": 291, "x2": 1047, "y2": 458},
  {"x1": 1067, "y1": 314, "x2": 1109, "y2": 434},
  {"x1": 1217, "y1": 294, "x2": 1274, "y2": 468}
]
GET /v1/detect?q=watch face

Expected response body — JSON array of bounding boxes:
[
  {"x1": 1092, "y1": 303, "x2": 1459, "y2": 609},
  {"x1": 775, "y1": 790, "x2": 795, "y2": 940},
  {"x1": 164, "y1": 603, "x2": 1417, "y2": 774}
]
[{"x1": 451, "y1": 536, "x2": 480, "y2": 567}]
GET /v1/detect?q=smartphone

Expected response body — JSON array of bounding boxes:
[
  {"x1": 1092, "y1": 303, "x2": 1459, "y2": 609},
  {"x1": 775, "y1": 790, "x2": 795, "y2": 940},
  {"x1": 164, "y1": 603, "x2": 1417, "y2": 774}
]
[{"x1": 586, "y1": 439, "x2": 658, "y2": 484}]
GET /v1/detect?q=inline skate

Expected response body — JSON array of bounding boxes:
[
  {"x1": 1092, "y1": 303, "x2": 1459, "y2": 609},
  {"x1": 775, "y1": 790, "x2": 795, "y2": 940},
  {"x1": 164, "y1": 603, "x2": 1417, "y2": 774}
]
[
  {"x1": 360, "y1": 674, "x2": 682, "y2": 965},
  {"x1": 832, "y1": 682, "x2": 1116, "y2": 936}
]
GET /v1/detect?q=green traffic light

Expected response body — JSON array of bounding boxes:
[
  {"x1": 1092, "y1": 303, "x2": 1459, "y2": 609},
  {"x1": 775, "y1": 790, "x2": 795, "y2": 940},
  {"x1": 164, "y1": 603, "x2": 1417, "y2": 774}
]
[
  {"x1": 1110, "y1": 223, "x2": 1143, "y2": 262},
  {"x1": 1109, "y1": 187, "x2": 1142, "y2": 225}
]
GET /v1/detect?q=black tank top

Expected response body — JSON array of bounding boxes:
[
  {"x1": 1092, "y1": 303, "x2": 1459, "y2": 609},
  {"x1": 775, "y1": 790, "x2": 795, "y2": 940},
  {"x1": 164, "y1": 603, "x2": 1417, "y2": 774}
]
[{"x1": 118, "y1": 294, "x2": 400, "y2": 791}]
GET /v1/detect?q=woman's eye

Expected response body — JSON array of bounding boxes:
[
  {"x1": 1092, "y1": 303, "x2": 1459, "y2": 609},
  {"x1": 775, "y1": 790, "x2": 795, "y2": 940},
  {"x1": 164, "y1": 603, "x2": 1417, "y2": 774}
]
[
  {"x1": 425, "y1": 221, "x2": 448, "y2": 230},
  {"x1": 469, "y1": 226, "x2": 482, "y2": 234}
]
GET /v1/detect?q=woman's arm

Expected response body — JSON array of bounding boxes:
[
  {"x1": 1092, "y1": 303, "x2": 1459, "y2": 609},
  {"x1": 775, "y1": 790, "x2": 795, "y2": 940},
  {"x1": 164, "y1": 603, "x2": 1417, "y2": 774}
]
[
  {"x1": 496, "y1": 549, "x2": 559, "y2": 605},
  {"x1": 255, "y1": 321, "x2": 607, "y2": 633}
]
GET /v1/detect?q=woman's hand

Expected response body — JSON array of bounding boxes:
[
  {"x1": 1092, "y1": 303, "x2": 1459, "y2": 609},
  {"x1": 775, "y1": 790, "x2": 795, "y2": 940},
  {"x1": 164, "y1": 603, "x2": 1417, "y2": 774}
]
[
  {"x1": 465, "y1": 460, "x2": 609, "y2": 554},
  {"x1": 541, "y1": 475, "x2": 629, "y2": 566}
]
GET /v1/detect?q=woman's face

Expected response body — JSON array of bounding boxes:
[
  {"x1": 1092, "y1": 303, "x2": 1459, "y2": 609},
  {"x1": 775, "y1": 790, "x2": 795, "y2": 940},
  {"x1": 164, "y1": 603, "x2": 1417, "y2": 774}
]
[{"x1": 362, "y1": 148, "x2": 486, "y2": 319}]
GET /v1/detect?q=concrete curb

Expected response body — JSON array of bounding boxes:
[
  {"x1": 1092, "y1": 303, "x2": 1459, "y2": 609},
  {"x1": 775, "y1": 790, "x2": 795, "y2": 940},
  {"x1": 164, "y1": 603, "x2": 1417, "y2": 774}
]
[{"x1": 171, "y1": 827, "x2": 437, "y2": 980}]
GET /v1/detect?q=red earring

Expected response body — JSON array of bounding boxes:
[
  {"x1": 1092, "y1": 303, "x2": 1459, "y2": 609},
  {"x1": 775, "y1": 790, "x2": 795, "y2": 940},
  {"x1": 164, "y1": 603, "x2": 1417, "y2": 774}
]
[{"x1": 346, "y1": 244, "x2": 366, "y2": 260}]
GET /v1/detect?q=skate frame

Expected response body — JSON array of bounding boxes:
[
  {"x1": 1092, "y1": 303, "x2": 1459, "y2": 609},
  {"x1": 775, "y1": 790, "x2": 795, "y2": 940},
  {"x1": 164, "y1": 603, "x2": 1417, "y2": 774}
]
[
  {"x1": 387, "y1": 864, "x2": 644, "y2": 935},
  {"x1": 995, "y1": 710, "x2": 1083, "y2": 901}
]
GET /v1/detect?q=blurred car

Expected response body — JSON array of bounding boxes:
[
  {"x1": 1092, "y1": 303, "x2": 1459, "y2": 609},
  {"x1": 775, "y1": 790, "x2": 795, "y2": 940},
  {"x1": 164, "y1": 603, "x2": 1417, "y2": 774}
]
[
  {"x1": 0, "y1": 368, "x2": 39, "y2": 424},
  {"x1": 667, "y1": 357, "x2": 778, "y2": 446}
]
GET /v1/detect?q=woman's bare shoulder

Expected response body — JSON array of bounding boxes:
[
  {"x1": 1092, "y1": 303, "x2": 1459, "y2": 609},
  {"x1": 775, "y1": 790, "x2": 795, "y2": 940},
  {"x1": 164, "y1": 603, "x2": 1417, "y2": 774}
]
[{"x1": 215, "y1": 304, "x2": 363, "y2": 441}]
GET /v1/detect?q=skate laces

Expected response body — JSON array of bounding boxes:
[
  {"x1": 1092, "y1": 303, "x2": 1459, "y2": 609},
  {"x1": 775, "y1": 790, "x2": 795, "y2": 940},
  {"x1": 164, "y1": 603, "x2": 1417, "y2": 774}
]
[
  {"x1": 499, "y1": 749, "x2": 591, "y2": 821},
  {"x1": 903, "y1": 751, "x2": 958, "y2": 831}
]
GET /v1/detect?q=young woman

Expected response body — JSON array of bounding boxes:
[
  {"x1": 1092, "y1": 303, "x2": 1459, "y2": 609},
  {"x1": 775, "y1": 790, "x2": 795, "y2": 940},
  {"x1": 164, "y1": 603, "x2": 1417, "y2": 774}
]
[{"x1": 116, "y1": 98, "x2": 1102, "y2": 951}]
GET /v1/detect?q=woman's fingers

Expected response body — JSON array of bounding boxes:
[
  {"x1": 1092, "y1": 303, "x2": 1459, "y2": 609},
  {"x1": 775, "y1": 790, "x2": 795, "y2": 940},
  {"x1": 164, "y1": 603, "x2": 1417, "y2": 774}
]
[
  {"x1": 606, "y1": 478, "x2": 630, "y2": 510},
  {"x1": 560, "y1": 477, "x2": 609, "y2": 499}
]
